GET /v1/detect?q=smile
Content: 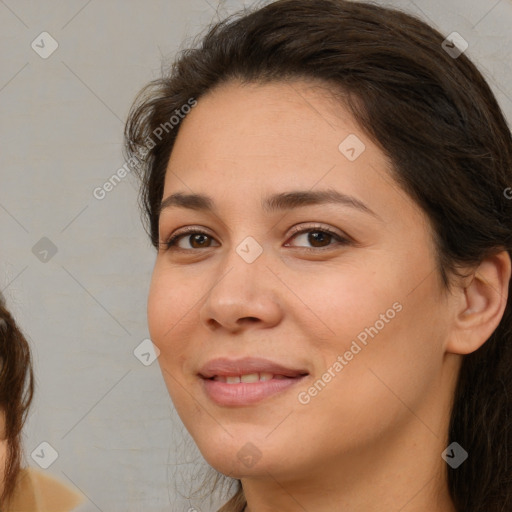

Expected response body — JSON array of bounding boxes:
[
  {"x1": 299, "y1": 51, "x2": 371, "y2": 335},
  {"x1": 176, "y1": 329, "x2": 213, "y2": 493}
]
[
  {"x1": 200, "y1": 373, "x2": 308, "y2": 406},
  {"x1": 211, "y1": 372, "x2": 291, "y2": 383}
]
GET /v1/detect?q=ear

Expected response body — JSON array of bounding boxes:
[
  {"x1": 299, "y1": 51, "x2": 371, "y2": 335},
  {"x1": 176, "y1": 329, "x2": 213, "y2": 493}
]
[{"x1": 446, "y1": 250, "x2": 511, "y2": 355}]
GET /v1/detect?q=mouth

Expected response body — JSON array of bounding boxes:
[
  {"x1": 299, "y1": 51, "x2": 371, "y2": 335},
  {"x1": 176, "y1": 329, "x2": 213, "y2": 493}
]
[
  {"x1": 198, "y1": 357, "x2": 309, "y2": 406},
  {"x1": 208, "y1": 372, "x2": 302, "y2": 383},
  {"x1": 198, "y1": 356, "x2": 309, "y2": 379}
]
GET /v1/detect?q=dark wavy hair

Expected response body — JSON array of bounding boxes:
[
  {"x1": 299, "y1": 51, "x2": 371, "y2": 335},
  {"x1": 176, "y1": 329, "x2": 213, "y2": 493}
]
[
  {"x1": 124, "y1": 1, "x2": 512, "y2": 510},
  {"x1": 0, "y1": 292, "x2": 34, "y2": 508}
]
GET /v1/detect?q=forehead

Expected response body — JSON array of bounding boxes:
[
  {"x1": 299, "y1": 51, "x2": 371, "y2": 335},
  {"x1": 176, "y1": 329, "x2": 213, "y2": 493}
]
[
  {"x1": 169, "y1": 79, "x2": 358, "y2": 159},
  {"x1": 162, "y1": 80, "x2": 406, "y2": 221}
]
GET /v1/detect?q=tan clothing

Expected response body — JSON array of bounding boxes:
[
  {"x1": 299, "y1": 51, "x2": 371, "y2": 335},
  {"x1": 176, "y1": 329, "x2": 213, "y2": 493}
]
[{"x1": 6, "y1": 467, "x2": 85, "y2": 512}]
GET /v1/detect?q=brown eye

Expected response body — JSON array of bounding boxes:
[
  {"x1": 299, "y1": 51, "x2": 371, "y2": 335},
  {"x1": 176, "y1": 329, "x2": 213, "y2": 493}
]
[
  {"x1": 305, "y1": 231, "x2": 333, "y2": 248},
  {"x1": 165, "y1": 231, "x2": 217, "y2": 250},
  {"x1": 286, "y1": 226, "x2": 349, "y2": 250}
]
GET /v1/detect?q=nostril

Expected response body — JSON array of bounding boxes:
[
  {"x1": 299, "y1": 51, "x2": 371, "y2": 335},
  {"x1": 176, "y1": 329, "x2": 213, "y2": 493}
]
[{"x1": 240, "y1": 317, "x2": 259, "y2": 323}]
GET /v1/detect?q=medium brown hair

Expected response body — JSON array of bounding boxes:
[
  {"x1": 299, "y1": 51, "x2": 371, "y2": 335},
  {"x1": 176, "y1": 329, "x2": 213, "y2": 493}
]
[
  {"x1": 0, "y1": 293, "x2": 35, "y2": 508},
  {"x1": 124, "y1": 1, "x2": 512, "y2": 510}
]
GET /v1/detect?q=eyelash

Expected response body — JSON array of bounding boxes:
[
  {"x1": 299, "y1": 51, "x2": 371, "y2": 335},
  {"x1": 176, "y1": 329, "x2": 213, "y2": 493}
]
[{"x1": 162, "y1": 224, "x2": 350, "y2": 252}]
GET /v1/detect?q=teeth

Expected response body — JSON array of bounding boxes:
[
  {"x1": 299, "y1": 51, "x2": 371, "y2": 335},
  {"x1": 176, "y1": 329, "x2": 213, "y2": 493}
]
[
  {"x1": 212, "y1": 372, "x2": 278, "y2": 383},
  {"x1": 240, "y1": 373, "x2": 259, "y2": 383}
]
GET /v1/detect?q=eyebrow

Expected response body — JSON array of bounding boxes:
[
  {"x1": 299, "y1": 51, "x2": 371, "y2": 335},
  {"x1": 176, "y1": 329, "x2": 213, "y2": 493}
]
[{"x1": 159, "y1": 189, "x2": 380, "y2": 219}]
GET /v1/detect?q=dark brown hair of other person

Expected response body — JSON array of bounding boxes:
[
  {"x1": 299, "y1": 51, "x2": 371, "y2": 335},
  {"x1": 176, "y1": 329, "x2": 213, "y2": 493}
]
[{"x1": 0, "y1": 292, "x2": 35, "y2": 509}]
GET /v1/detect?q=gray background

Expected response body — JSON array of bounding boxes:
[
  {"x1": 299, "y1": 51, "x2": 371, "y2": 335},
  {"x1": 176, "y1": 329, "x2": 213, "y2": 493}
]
[{"x1": 0, "y1": 0, "x2": 511, "y2": 511}]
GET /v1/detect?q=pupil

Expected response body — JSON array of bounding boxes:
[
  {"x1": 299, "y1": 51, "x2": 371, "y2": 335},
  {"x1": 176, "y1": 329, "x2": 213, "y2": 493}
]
[
  {"x1": 310, "y1": 231, "x2": 329, "y2": 247},
  {"x1": 193, "y1": 234, "x2": 208, "y2": 247}
]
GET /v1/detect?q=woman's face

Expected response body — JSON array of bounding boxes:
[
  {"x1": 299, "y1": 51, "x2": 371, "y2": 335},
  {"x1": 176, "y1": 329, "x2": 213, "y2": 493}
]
[{"x1": 148, "y1": 80, "x2": 459, "y2": 481}]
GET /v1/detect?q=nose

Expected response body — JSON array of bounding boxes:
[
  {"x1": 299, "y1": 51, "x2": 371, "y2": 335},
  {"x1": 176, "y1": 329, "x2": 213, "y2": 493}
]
[{"x1": 198, "y1": 243, "x2": 283, "y2": 333}]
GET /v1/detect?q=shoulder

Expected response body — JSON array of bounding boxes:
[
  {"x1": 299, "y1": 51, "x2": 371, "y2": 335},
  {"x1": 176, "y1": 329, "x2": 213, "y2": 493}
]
[{"x1": 6, "y1": 467, "x2": 85, "y2": 512}]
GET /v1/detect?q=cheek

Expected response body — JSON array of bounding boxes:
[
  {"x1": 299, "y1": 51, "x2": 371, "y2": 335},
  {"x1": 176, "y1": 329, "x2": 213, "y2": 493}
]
[
  {"x1": 145, "y1": 268, "x2": 214, "y2": 458},
  {"x1": 147, "y1": 265, "x2": 186, "y2": 346},
  {"x1": 281, "y1": 262, "x2": 391, "y2": 344},
  {"x1": 147, "y1": 281, "x2": 169, "y2": 349},
  {"x1": 318, "y1": 277, "x2": 444, "y2": 425},
  {"x1": 147, "y1": 265, "x2": 202, "y2": 383},
  {"x1": 294, "y1": 254, "x2": 444, "y2": 403}
]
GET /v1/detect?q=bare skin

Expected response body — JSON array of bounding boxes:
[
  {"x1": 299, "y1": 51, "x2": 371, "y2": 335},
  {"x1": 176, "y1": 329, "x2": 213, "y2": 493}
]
[{"x1": 147, "y1": 80, "x2": 510, "y2": 512}]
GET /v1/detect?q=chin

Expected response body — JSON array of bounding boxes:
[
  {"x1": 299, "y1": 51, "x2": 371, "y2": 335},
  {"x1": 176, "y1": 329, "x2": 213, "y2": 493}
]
[{"x1": 191, "y1": 425, "x2": 295, "y2": 479}]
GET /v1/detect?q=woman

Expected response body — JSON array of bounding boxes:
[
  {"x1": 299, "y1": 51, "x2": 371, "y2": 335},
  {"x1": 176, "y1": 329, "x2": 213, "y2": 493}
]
[
  {"x1": 125, "y1": 1, "x2": 512, "y2": 510},
  {"x1": 0, "y1": 292, "x2": 84, "y2": 511}
]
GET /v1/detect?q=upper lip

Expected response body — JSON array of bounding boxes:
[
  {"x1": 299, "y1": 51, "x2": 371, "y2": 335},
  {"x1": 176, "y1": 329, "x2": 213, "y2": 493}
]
[{"x1": 198, "y1": 357, "x2": 309, "y2": 379}]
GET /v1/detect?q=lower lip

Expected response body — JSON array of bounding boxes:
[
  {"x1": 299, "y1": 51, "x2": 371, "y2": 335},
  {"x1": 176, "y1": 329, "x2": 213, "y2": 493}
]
[{"x1": 201, "y1": 376, "x2": 307, "y2": 406}]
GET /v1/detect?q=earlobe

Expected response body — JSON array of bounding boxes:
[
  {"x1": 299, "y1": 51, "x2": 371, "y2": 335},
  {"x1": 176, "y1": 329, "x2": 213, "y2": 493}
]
[{"x1": 447, "y1": 250, "x2": 511, "y2": 355}]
